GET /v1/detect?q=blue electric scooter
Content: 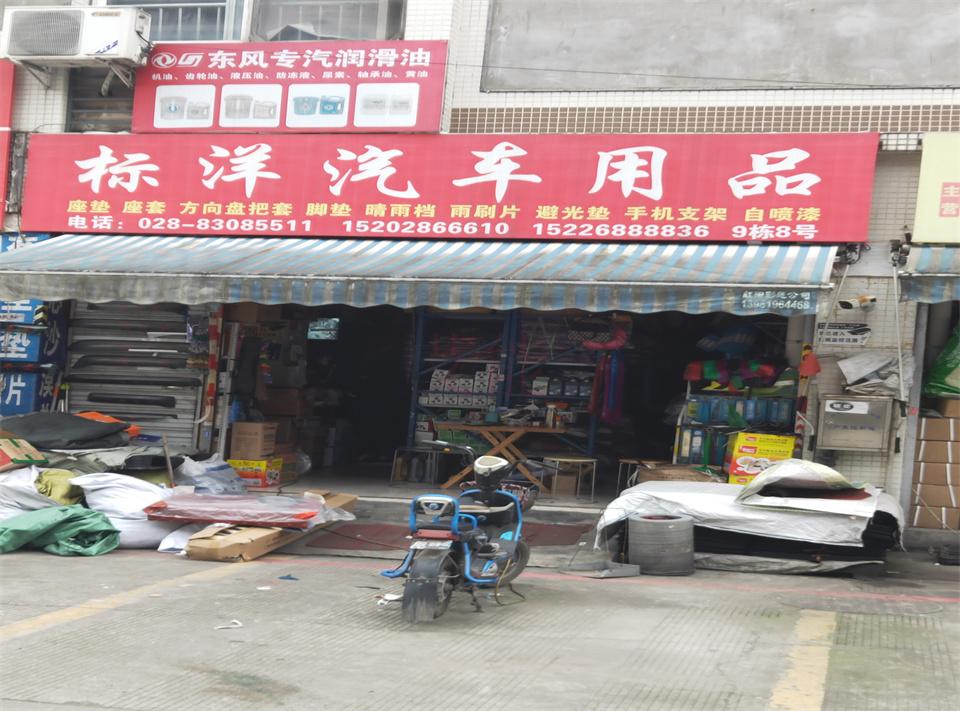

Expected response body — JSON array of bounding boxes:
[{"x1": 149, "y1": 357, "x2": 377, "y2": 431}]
[{"x1": 382, "y1": 443, "x2": 539, "y2": 623}]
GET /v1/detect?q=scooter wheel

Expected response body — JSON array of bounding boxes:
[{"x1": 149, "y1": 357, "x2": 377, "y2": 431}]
[
  {"x1": 402, "y1": 550, "x2": 459, "y2": 623},
  {"x1": 496, "y1": 540, "x2": 530, "y2": 585}
]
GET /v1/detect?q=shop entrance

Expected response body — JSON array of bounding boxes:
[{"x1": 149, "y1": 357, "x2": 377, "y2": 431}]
[{"x1": 227, "y1": 303, "x2": 797, "y2": 499}]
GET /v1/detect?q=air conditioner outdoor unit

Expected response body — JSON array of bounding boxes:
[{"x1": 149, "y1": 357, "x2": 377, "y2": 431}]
[{"x1": 0, "y1": 6, "x2": 151, "y2": 67}]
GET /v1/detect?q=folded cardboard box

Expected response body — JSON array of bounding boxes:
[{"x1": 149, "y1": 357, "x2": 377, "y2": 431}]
[
  {"x1": 913, "y1": 483, "x2": 960, "y2": 508},
  {"x1": 186, "y1": 525, "x2": 295, "y2": 562},
  {"x1": 917, "y1": 417, "x2": 959, "y2": 442},
  {"x1": 916, "y1": 440, "x2": 960, "y2": 464},
  {"x1": 0, "y1": 437, "x2": 47, "y2": 472},
  {"x1": 913, "y1": 462, "x2": 959, "y2": 486},
  {"x1": 553, "y1": 473, "x2": 579, "y2": 497},
  {"x1": 230, "y1": 422, "x2": 278, "y2": 459},
  {"x1": 909, "y1": 505, "x2": 960, "y2": 530}
]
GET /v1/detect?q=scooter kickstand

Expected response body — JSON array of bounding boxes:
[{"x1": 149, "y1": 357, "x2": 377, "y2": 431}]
[{"x1": 468, "y1": 586, "x2": 485, "y2": 613}]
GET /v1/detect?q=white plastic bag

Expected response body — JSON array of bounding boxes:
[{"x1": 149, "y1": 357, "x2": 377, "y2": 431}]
[
  {"x1": 295, "y1": 450, "x2": 312, "y2": 476},
  {"x1": 0, "y1": 466, "x2": 58, "y2": 521},
  {"x1": 70, "y1": 473, "x2": 180, "y2": 548},
  {"x1": 111, "y1": 517, "x2": 182, "y2": 549},
  {"x1": 175, "y1": 455, "x2": 247, "y2": 494},
  {"x1": 70, "y1": 473, "x2": 173, "y2": 518}
]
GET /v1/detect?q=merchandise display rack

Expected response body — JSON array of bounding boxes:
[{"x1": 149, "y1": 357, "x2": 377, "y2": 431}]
[{"x1": 407, "y1": 309, "x2": 598, "y2": 455}]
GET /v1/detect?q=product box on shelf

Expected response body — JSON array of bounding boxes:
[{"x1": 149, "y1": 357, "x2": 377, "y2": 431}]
[
  {"x1": 724, "y1": 432, "x2": 796, "y2": 485},
  {"x1": 675, "y1": 426, "x2": 707, "y2": 465},
  {"x1": 229, "y1": 422, "x2": 278, "y2": 459},
  {"x1": 429, "y1": 369, "x2": 449, "y2": 391},
  {"x1": 917, "y1": 440, "x2": 960, "y2": 463},
  {"x1": 531, "y1": 377, "x2": 550, "y2": 396},
  {"x1": 918, "y1": 417, "x2": 959, "y2": 442}
]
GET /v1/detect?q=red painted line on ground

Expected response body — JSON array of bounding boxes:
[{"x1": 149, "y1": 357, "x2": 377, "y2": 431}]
[{"x1": 111, "y1": 550, "x2": 960, "y2": 604}]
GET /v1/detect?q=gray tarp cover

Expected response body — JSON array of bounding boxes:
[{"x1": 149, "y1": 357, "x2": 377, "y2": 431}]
[
  {"x1": 0, "y1": 413, "x2": 129, "y2": 449},
  {"x1": 596, "y1": 460, "x2": 903, "y2": 549}
]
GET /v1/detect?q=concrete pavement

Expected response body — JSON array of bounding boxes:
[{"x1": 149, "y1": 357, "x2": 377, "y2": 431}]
[{"x1": 0, "y1": 549, "x2": 958, "y2": 710}]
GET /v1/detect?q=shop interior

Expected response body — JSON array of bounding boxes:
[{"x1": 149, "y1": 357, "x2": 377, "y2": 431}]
[{"x1": 224, "y1": 302, "x2": 799, "y2": 500}]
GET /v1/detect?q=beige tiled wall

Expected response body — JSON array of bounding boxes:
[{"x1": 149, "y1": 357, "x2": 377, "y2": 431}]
[
  {"x1": 11, "y1": 65, "x2": 67, "y2": 134},
  {"x1": 443, "y1": 1, "x2": 959, "y2": 134}
]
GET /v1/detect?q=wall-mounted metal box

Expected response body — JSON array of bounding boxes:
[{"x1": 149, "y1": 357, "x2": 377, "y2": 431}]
[{"x1": 817, "y1": 395, "x2": 894, "y2": 451}]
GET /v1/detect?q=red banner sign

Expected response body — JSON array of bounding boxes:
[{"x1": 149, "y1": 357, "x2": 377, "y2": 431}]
[
  {"x1": 0, "y1": 60, "x2": 14, "y2": 214},
  {"x1": 132, "y1": 41, "x2": 447, "y2": 133},
  {"x1": 21, "y1": 132, "x2": 878, "y2": 242}
]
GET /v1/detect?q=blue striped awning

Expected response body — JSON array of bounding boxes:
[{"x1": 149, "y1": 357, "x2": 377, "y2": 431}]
[
  {"x1": 899, "y1": 246, "x2": 960, "y2": 302},
  {"x1": 0, "y1": 235, "x2": 837, "y2": 315}
]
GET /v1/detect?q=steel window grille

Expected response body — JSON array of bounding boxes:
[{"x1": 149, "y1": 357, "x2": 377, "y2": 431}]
[
  {"x1": 252, "y1": 0, "x2": 405, "y2": 41},
  {"x1": 106, "y1": 0, "x2": 243, "y2": 41}
]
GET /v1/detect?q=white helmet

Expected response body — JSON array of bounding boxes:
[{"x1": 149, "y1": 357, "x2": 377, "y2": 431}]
[{"x1": 474, "y1": 456, "x2": 509, "y2": 475}]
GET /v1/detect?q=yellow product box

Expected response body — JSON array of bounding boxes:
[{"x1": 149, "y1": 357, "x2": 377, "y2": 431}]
[
  {"x1": 227, "y1": 457, "x2": 284, "y2": 488},
  {"x1": 724, "y1": 432, "x2": 795, "y2": 484}
]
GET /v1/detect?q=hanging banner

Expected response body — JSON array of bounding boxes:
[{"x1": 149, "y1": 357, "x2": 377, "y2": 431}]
[
  {"x1": 0, "y1": 60, "x2": 14, "y2": 215},
  {"x1": 912, "y1": 133, "x2": 960, "y2": 244},
  {"x1": 132, "y1": 41, "x2": 447, "y2": 133},
  {"x1": 21, "y1": 132, "x2": 878, "y2": 242}
]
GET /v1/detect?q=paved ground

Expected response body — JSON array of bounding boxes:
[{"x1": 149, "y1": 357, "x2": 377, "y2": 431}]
[{"x1": 0, "y1": 549, "x2": 958, "y2": 710}]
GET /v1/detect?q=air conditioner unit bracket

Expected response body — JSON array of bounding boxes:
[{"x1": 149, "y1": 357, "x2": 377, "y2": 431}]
[
  {"x1": 102, "y1": 61, "x2": 135, "y2": 92},
  {"x1": 19, "y1": 61, "x2": 52, "y2": 90}
]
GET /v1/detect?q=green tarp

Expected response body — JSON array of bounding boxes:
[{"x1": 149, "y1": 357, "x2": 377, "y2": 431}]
[{"x1": 0, "y1": 506, "x2": 119, "y2": 556}]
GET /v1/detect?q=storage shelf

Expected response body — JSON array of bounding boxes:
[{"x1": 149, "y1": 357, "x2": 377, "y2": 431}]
[
  {"x1": 510, "y1": 393, "x2": 589, "y2": 401},
  {"x1": 423, "y1": 357, "x2": 500, "y2": 364},
  {"x1": 517, "y1": 361, "x2": 595, "y2": 367},
  {"x1": 420, "y1": 405, "x2": 490, "y2": 410}
]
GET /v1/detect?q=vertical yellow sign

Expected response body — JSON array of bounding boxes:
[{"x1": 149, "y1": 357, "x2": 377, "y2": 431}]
[{"x1": 913, "y1": 133, "x2": 960, "y2": 243}]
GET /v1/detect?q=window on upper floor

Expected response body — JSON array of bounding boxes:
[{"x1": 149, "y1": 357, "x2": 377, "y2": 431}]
[
  {"x1": 251, "y1": 0, "x2": 405, "y2": 41},
  {"x1": 105, "y1": 0, "x2": 245, "y2": 42}
]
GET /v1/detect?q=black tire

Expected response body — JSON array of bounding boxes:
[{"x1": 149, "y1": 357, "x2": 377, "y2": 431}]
[
  {"x1": 497, "y1": 539, "x2": 530, "y2": 585},
  {"x1": 401, "y1": 550, "x2": 459, "y2": 623}
]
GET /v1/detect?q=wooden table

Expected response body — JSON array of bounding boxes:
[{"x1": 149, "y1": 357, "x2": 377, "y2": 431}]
[{"x1": 435, "y1": 423, "x2": 567, "y2": 489}]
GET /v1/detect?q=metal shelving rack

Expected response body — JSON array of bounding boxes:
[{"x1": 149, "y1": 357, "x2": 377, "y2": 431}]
[
  {"x1": 407, "y1": 310, "x2": 598, "y2": 454},
  {"x1": 406, "y1": 308, "x2": 511, "y2": 446}
]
